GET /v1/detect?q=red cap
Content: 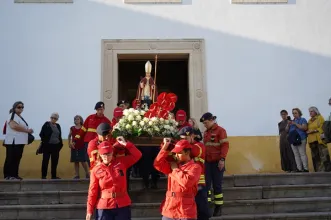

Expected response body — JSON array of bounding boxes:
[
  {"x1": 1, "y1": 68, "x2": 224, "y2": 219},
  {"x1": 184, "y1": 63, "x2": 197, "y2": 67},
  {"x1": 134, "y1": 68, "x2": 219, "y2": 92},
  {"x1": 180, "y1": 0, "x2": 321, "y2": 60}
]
[
  {"x1": 171, "y1": 140, "x2": 192, "y2": 153},
  {"x1": 113, "y1": 107, "x2": 123, "y2": 118},
  {"x1": 98, "y1": 141, "x2": 113, "y2": 155},
  {"x1": 176, "y1": 110, "x2": 187, "y2": 121}
]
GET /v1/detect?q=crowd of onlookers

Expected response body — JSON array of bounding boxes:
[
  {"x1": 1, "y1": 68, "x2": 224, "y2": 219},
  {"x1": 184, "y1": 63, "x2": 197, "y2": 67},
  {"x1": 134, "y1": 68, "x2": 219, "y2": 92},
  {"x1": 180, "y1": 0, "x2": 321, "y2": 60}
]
[
  {"x1": 1, "y1": 101, "x2": 202, "y2": 182},
  {"x1": 2, "y1": 97, "x2": 331, "y2": 180},
  {"x1": 278, "y1": 97, "x2": 331, "y2": 173}
]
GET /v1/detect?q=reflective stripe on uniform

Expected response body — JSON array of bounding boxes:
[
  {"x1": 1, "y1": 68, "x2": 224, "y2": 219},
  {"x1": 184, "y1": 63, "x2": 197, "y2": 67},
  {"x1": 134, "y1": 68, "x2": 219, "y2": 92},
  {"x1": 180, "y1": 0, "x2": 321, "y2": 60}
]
[
  {"x1": 194, "y1": 143, "x2": 205, "y2": 163},
  {"x1": 194, "y1": 144, "x2": 203, "y2": 157},
  {"x1": 219, "y1": 138, "x2": 228, "y2": 144},
  {"x1": 205, "y1": 142, "x2": 221, "y2": 147},
  {"x1": 214, "y1": 193, "x2": 224, "y2": 205},
  {"x1": 198, "y1": 174, "x2": 205, "y2": 184},
  {"x1": 87, "y1": 128, "x2": 96, "y2": 132},
  {"x1": 81, "y1": 126, "x2": 87, "y2": 132},
  {"x1": 214, "y1": 200, "x2": 224, "y2": 205},
  {"x1": 89, "y1": 150, "x2": 98, "y2": 162},
  {"x1": 208, "y1": 190, "x2": 212, "y2": 202},
  {"x1": 214, "y1": 193, "x2": 223, "y2": 199},
  {"x1": 194, "y1": 157, "x2": 205, "y2": 163}
]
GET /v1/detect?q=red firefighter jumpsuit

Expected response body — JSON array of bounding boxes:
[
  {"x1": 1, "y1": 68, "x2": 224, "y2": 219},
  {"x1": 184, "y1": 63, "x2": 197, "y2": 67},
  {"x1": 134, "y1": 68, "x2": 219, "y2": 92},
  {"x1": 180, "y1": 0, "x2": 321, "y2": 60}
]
[
  {"x1": 87, "y1": 141, "x2": 142, "y2": 220},
  {"x1": 203, "y1": 124, "x2": 229, "y2": 213},
  {"x1": 74, "y1": 114, "x2": 111, "y2": 166},
  {"x1": 191, "y1": 141, "x2": 211, "y2": 220},
  {"x1": 154, "y1": 147, "x2": 202, "y2": 219}
]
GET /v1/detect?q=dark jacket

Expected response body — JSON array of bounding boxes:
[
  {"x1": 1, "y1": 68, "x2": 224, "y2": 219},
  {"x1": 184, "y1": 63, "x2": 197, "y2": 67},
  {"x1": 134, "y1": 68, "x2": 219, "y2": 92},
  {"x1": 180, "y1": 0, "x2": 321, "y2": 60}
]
[
  {"x1": 194, "y1": 128, "x2": 203, "y2": 142},
  {"x1": 39, "y1": 122, "x2": 63, "y2": 147}
]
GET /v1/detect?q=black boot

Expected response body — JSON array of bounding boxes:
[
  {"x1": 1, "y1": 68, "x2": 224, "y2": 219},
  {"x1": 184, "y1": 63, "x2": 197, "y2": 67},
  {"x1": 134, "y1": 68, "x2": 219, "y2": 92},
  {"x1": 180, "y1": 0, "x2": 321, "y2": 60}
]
[
  {"x1": 150, "y1": 180, "x2": 158, "y2": 189},
  {"x1": 213, "y1": 205, "x2": 222, "y2": 216}
]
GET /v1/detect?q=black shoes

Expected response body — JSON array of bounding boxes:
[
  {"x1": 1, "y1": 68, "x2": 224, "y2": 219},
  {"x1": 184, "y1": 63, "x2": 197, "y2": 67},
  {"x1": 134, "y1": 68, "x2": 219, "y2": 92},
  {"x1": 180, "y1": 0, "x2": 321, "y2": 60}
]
[{"x1": 213, "y1": 205, "x2": 222, "y2": 216}]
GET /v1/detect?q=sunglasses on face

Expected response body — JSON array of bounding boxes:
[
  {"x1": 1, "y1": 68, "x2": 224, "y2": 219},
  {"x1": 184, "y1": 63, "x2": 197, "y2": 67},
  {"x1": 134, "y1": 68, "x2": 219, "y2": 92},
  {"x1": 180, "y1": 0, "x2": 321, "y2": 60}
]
[{"x1": 16, "y1": 106, "x2": 24, "y2": 109}]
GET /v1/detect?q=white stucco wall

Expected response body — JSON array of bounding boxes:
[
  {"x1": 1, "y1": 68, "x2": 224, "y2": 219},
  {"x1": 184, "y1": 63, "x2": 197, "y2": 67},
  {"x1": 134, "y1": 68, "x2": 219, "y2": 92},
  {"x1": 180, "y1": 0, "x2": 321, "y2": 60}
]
[{"x1": 0, "y1": 0, "x2": 330, "y2": 138}]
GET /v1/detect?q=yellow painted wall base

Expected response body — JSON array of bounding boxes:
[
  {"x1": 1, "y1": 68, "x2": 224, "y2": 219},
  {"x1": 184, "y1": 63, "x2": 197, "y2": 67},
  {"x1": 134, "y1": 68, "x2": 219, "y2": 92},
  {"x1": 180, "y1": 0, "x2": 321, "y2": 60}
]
[{"x1": 0, "y1": 137, "x2": 330, "y2": 179}]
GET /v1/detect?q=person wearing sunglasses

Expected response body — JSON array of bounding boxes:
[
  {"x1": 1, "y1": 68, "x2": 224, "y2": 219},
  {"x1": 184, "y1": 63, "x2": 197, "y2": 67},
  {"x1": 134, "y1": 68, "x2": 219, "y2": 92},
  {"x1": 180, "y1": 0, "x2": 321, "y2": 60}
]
[
  {"x1": 39, "y1": 112, "x2": 63, "y2": 179},
  {"x1": 3, "y1": 101, "x2": 33, "y2": 180}
]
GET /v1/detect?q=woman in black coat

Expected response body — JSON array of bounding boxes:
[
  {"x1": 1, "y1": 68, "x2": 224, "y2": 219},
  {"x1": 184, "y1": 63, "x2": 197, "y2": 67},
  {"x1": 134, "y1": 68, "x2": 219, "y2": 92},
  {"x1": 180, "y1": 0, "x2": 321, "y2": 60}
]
[{"x1": 39, "y1": 112, "x2": 63, "y2": 179}]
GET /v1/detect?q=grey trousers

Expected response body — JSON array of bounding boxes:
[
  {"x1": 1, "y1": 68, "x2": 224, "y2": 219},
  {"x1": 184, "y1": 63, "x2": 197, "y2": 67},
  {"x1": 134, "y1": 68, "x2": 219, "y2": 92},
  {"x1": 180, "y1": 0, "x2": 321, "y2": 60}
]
[{"x1": 291, "y1": 139, "x2": 308, "y2": 171}]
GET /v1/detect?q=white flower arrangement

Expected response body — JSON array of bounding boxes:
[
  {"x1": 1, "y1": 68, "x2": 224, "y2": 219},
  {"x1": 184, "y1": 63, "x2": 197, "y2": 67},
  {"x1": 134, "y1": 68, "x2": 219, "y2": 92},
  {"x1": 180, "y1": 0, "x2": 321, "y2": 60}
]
[{"x1": 113, "y1": 108, "x2": 178, "y2": 138}]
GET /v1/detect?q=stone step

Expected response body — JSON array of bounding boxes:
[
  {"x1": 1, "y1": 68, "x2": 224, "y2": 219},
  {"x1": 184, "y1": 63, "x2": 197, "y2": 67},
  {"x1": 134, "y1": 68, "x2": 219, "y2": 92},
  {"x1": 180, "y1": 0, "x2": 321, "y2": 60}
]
[
  {"x1": 0, "y1": 203, "x2": 159, "y2": 220},
  {"x1": 46, "y1": 212, "x2": 331, "y2": 220},
  {"x1": 230, "y1": 172, "x2": 331, "y2": 187},
  {"x1": 1, "y1": 197, "x2": 331, "y2": 219},
  {"x1": 0, "y1": 178, "x2": 167, "y2": 192},
  {"x1": 1, "y1": 172, "x2": 331, "y2": 192},
  {"x1": 1, "y1": 184, "x2": 331, "y2": 205},
  {"x1": 132, "y1": 212, "x2": 331, "y2": 220}
]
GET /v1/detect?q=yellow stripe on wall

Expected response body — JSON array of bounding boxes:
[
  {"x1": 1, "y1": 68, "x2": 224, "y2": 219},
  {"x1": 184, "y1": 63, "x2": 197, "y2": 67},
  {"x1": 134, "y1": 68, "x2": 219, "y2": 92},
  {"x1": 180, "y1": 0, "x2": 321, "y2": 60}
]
[{"x1": 0, "y1": 136, "x2": 328, "y2": 178}]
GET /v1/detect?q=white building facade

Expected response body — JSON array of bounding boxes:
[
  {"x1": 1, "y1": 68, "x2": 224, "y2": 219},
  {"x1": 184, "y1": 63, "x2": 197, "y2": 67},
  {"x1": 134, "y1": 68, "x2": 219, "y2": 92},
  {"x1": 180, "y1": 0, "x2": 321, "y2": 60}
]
[{"x1": 0, "y1": 0, "x2": 330, "y2": 176}]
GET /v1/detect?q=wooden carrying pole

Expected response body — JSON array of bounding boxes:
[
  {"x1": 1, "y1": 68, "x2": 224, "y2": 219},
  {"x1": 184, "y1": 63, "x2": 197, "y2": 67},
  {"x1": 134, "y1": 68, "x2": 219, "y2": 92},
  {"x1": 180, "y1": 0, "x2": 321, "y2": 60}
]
[{"x1": 153, "y1": 54, "x2": 158, "y2": 103}]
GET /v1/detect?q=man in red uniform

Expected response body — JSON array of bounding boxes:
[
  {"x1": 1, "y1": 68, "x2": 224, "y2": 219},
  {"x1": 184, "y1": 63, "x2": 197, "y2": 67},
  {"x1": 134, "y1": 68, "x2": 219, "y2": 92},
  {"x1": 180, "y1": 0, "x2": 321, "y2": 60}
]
[
  {"x1": 111, "y1": 107, "x2": 123, "y2": 127},
  {"x1": 176, "y1": 110, "x2": 191, "y2": 130},
  {"x1": 86, "y1": 139, "x2": 142, "y2": 220},
  {"x1": 200, "y1": 112, "x2": 229, "y2": 217},
  {"x1": 154, "y1": 139, "x2": 202, "y2": 220},
  {"x1": 178, "y1": 126, "x2": 211, "y2": 220},
  {"x1": 72, "y1": 101, "x2": 111, "y2": 167},
  {"x1": 87, "y1": 123, "x2": 116, "y2": 171}
]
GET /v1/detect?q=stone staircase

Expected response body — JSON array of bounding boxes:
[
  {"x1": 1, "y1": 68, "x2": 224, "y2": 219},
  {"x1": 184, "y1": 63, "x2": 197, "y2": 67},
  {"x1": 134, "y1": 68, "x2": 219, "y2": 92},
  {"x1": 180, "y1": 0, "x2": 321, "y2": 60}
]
[{"x1": 0, "y1": 173, "x2": 331, "y2": 219}]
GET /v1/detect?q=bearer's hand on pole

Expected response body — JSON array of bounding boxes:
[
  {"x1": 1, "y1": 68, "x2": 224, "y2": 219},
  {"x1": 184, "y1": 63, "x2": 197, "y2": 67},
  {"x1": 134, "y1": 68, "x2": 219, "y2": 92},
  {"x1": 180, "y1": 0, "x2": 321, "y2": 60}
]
[
  {"x1": 218, "y1": 160, "x2": 225, "y2": 171},
  {"x1": 162, "y1": 138, "x2": 171, "y2": 151},
  {"x1": 116, "y1": 136, "x2": 127, "y2": 146}
]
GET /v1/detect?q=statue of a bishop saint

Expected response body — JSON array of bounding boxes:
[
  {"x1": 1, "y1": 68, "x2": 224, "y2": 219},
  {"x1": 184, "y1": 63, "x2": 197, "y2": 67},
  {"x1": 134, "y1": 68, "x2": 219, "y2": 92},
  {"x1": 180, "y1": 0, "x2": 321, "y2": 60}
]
[{"x1": 135, "y1": 61, "x2": 158, "y2": 109}]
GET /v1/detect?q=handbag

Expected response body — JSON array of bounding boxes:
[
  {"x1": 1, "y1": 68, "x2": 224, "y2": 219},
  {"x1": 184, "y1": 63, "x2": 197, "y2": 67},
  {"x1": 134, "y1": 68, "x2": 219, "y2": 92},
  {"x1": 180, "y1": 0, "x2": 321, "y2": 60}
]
[
  {"x1": 288, "y1": 129, "x2": 302, "y2": 146},
  {"x1": 28, "y1": 133, "x2": 35, "y2": 145},
  {"x1": 36, "y1": 142, "x2": 43, "y2": 155},
  {"x1": 18, "y1": 115, "x2": 35, "y2": 145}
]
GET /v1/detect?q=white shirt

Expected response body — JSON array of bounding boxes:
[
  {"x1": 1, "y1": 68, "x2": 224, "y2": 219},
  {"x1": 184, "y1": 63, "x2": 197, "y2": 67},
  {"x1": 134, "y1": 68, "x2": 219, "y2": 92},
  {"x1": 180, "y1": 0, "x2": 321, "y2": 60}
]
[{"x1": 4, "y1": 113, "x2": 28, "y2": 145}]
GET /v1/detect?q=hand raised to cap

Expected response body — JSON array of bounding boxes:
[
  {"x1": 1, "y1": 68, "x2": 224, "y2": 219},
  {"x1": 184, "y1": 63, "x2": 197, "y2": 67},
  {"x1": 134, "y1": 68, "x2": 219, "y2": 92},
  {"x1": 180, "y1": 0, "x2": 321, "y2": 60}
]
[
  {"x1": 116, "y1": 136, "x2": 127, "y2": 146},
  {"x1": 162, "y1": 138, "x2": 171, "y2": 150}
]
